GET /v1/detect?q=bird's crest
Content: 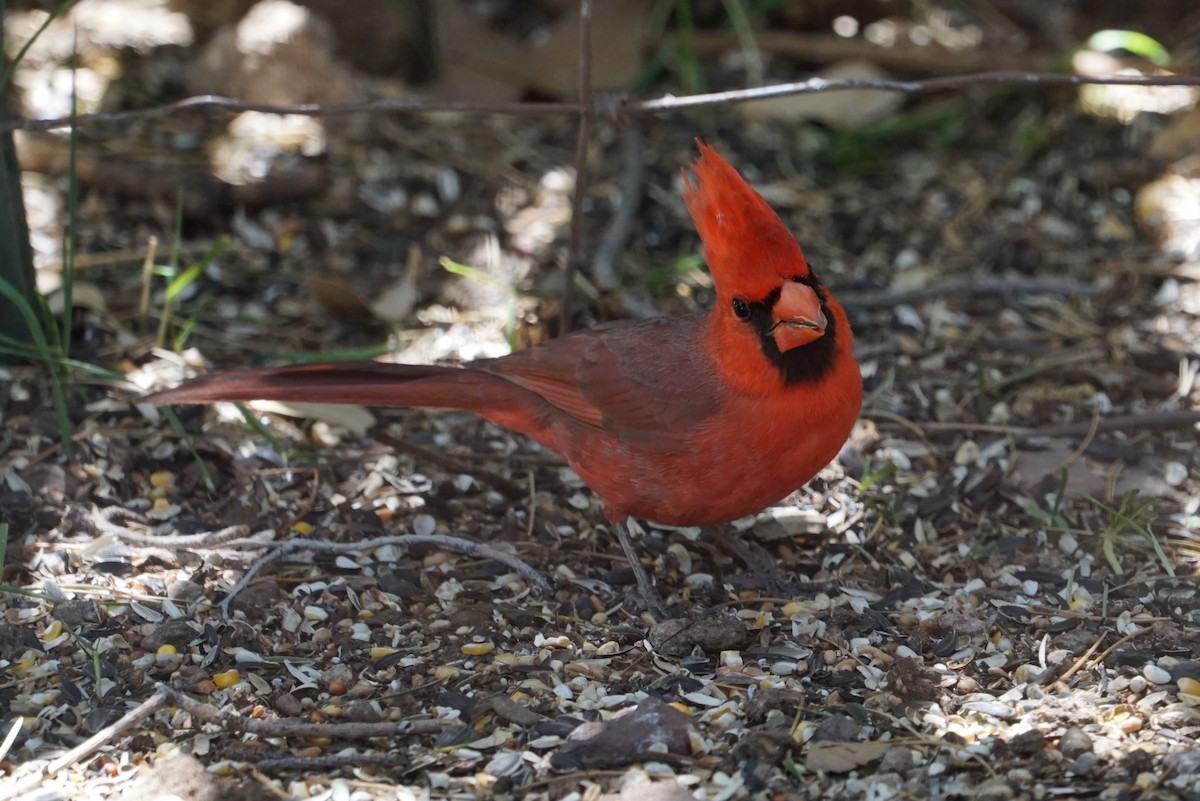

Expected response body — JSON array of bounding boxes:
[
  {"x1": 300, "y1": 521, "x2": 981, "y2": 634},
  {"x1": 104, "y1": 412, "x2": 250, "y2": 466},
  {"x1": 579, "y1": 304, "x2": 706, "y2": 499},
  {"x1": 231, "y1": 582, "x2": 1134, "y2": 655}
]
[{"x1": 682, "y1": 141, "x2": 810, "y2": 301}]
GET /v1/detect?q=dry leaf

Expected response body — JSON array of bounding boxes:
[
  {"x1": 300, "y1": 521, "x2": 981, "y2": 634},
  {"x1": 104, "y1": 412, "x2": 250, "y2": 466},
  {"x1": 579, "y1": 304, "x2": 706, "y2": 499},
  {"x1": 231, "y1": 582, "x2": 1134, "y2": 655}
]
[
  {"x1": 245, "y1": 400, "x2": 376, "y2": 437},
  {"x1": 525, "y1": 0, "x2": 653, "y2": 99},
  {"x1": 368, "y1": 245, "x2": 423, "y2": 323},
  {"x1": 188, "y1": 0, "x2": 362, "y2": 104},
  {"x1": 1012, "y1": 442, "x2": 1176, "y2": 500},
  {"x1": 804, "y1": 740, "x2": 891, "y2": 773},
  {"x1": 1136, "y1": 171, "x2": 1200, "y2": 259},
  {"x1": 45, "y1": 282, "x2": 109, "y2": 315},
  {"x1": 434, "y1": 0, "x2": 651, "y2": 101},
  {"x1": 1149, "y1": 108, "x2": 1200, "y2": 162},
  {"x1": 306, "y1": 274, "x2": 378, "y2": 323}
]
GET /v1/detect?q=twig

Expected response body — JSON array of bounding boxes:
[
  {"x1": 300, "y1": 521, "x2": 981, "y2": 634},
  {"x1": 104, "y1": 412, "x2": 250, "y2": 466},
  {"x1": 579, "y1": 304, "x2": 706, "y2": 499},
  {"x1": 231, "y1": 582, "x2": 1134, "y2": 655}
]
[
  {"x1": 561, "y1": 0, "x2": 594, "y2": 334},
  {"x1": 160, "y1": 683, "x2": 419, "y2": 739},
  {"x1": 525, "y1": 470, "x2": 537, "y2": 543},
  {"x1": 0, "y1": 718, "x2": 21, "y2": 765},
  {"x1": 137, "y1": 235, "x2": 157, "y2": 332},
  {"x1": 1057, "y1": 631, "x2": 1109, "y2": 683},
  {"x1": 1028, "y1": 410, "x2": 1200, "y2": 439},
  {"x1": 627, "y1": 72, "x2": 1200, "y2": 115},
  {"x1": 864, "y1": 409, "x2": 1200, "y2": 441},
  {"x1": 0, "y1": 687, "x2": 171, "y2": 801},
  {"x1": 253, "y1": 753, "x2": 411, "y2": 771},
  {"x1": 5, "y1": 73, "x2": 1200, "y2": 133},
  {"x1": 60, "y1": 505, "x2": 250, "y2": 548},
  {"x1": 370, "y1": 426, "x2": 525, "y2": 497},
  {"x1": 835, "y1": 276, "x2": 1102, "y2": 311},
  {"x1": 1047, "y1": 409, "x2": 1101, "y2": 476},
  {"x1": 1060, "y1": 626, "x2": 1151, "y2": 683},
  {"x1": 0, "y1": 680, "x2": 459, "y2": 798},
  {"x1": 218, "y1": 532, "x2": 552, "y2": 613},
  {"x1": 591, "y1": 124, "x2": 645, "y2": 293}
]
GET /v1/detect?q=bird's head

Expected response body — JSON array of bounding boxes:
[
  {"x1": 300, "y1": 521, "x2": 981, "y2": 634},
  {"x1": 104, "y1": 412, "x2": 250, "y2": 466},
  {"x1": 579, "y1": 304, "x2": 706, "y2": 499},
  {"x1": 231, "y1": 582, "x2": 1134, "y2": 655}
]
[{"x1": 682, "y1": 141, "x2": 846, "y2": 391}]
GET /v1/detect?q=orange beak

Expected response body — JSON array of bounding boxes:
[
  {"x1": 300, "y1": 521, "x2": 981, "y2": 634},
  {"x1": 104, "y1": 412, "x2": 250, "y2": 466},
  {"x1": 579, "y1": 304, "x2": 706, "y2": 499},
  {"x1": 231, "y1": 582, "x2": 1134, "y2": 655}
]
[{"x1": 770, "y1": 281, "x2": 827, "y2": 352}]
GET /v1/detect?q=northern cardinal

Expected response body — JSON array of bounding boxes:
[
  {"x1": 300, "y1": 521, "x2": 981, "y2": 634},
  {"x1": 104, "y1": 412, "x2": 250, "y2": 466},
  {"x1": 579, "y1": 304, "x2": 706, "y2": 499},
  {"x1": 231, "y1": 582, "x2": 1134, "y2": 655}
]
[{"x1": 149, "y1": 142, "x2": 863, "y2": 605}]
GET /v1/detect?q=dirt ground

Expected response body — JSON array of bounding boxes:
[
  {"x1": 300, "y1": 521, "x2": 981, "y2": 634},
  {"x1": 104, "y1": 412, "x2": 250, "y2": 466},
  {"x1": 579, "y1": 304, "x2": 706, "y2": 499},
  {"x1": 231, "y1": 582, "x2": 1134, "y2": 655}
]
[{"x1": 2, "y1": 2, "x2": 1200, "y2": 800}]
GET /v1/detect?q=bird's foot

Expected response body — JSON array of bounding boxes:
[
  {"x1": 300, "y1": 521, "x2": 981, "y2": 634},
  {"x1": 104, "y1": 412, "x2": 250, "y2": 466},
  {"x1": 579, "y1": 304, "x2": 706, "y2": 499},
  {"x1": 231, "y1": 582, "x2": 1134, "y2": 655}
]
[{"x1": 616, "y1": 518, "x2": 670, "y2": 620}]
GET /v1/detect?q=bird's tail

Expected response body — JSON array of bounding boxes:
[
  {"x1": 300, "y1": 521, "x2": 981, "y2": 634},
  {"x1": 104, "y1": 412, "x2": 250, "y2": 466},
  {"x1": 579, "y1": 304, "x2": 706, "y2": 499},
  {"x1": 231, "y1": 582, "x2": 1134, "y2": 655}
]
[{"x1": 145, "y1": 361, "x2": 498, "y2": 411}]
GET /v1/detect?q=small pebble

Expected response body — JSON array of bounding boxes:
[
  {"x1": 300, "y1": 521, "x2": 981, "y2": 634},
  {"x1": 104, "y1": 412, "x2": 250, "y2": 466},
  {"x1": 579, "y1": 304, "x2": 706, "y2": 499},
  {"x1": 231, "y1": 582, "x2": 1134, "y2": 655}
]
[
  {"x1": 410, "y1": 192, "x2": 439, "y2": 217},
  {"x1": 166, "y1": 579, "x2": 204, "y2": 602},
  {"x1": 437, "y1": 168, "x2": 461, "y2": 204},
  {"x1": 975, "y1": 778, "x2": 1014, "y2": 801},
  {"x1": 275, "y1": 692, "x2": 303, "y2": 717},
  {"x1": 1143, "y1": 664, "x2": 1172, "y2": 685},
  {"x1": 961, "y1": 701, "x2": 1017, "y2": 720},
  {"x1": 1067, "y1": 752, "x2": 1100, "y2": 776},
  {"x1": 954, "y1": 440, "x2": 980, "y2": 466},
  {"x1": 1012, "y1": 664, "x2": 1041, "y2": 684}
]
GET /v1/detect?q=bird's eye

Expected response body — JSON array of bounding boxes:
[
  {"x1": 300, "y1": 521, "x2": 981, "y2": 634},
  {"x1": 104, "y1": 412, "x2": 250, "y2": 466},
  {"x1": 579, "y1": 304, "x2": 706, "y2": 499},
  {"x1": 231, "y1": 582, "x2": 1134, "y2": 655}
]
[{"x1": 732, "y1": 298, "x2": 750, "y2": 319}]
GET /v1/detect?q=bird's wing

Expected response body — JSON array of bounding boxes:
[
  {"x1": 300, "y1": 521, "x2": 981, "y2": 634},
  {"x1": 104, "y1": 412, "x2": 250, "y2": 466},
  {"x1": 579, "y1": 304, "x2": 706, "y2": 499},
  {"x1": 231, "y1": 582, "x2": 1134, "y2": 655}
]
[{"x1": 486, "y1": 315, "x2": 723, "y2": 443}]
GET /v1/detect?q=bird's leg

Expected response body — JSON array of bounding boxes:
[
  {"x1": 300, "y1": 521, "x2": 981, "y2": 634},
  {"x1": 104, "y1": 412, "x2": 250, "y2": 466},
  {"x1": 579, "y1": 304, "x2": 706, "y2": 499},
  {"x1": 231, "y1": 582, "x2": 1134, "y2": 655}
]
[{"x1": 615, "y1": 517, "x2": 668, "y2": 619}]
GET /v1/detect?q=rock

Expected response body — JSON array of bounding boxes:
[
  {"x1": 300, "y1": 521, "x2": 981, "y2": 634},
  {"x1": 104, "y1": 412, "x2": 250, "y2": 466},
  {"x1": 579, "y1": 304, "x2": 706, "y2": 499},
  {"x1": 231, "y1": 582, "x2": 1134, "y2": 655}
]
[
  {"x1": 274, "y1": 692, "x2": 303, "y2": 717},
  {"x1": 1058, "y1": 727, "x2": 1093, "y2": 760},
  {"x1": 744, "y1": 687, "x2": 803, "y2": 725},
  {"x1": 649, "y1": 617, "x2": 746, "y2": 658},
  {"x1": 166, "y1": 579, "x2": 205, "y2": 602},
  {"x1": 812, "y1": 714, "x2": 860, "y2": 742},
  {"x1": 142, "y1": 618, "x2": 201, "y2": 651},
  {"x1": 551, "y1": 697, "x2": 691, "y2": 771}
]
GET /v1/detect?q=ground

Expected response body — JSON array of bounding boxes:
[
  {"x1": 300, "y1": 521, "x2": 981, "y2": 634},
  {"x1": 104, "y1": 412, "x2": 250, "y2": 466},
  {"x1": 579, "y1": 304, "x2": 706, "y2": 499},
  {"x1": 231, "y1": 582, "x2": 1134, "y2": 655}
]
[{"x1": 2, "y1": 2, "x2": 1200, "y2": 800}]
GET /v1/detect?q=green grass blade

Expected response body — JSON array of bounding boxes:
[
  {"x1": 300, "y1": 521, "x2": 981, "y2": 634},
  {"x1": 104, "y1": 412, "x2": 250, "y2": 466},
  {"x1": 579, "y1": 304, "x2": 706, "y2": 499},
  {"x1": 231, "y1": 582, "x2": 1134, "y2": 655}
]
[
  {"x1": 235, "y1": 402, "x2": 285, "y2": 455},
  {"x1": 270, "y1": 342, "x2": 395, "y2": 363},
  {"x1": 0, "y1": 276, "x2": 52, "y2": 353},
  {"x1": 35, "y1": 295, "x2": 74, "y2": 459},
  {"x1": 671, "y1": 0, "x2": 704, "y2": 94},
  {"x1": 0, "y1": 0, "x2": 83, "y2": 91},
  {"x1": 0, "y1": 278, "x2": 74, "y2": 457},
  {"x1": 160, "y1": 406, "x2": 216, "y2": 492},
  {"x1": 439, "y1": 256, "x2": 517, "y2": 295},
  {"x1": 155, "y1": 192, "x2": 188, "y2": 347},
  {"x1": 60, "y1": 32, "x2": 79, "y2": 357},
  {"x1": 1086, "y1": 29, "x2": 1171, "y2": 66}
]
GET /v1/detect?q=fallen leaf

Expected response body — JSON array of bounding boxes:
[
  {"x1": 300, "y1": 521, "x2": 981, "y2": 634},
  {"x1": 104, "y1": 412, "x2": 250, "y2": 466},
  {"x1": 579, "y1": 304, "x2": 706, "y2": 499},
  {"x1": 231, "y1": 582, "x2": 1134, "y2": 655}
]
[
  {"x1": 368, "y1": 245, "x2": 423, "y2": 323},
  {"x1": 306, "y1": 274, "x2": 378, "y2": 323},
  {"x1": 805, "y1": 740, "x2": 891, "y2": 773},
  {"x1": 433, "y1": 0, "x2": 651, "y2": 101},
  {"x1": 552, "y1": 697, "x2": 691, "y2": 770},
  {"x1": 246, "y1": 400, "x2": 376, "y2": 437}
]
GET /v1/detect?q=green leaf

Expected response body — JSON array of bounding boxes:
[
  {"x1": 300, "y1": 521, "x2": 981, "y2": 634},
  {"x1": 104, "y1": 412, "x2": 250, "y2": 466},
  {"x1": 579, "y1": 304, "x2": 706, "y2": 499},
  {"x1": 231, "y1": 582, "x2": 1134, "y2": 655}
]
[{"x1": 1086, "y1": 30, "x2": 1171, "y2": 66}]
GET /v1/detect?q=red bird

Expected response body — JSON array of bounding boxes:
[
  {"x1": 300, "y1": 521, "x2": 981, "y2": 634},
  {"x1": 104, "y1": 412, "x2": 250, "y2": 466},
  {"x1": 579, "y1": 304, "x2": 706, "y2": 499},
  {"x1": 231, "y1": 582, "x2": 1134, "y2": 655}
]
[{"x1": 150, "y1": 143, "x2": 862, "y2": 600}]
